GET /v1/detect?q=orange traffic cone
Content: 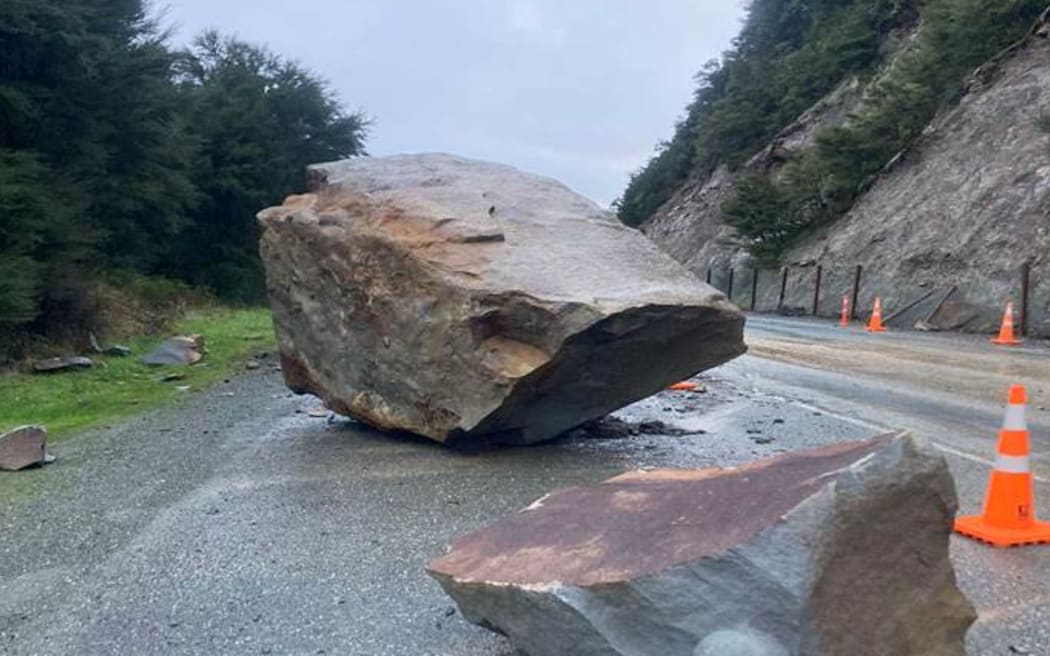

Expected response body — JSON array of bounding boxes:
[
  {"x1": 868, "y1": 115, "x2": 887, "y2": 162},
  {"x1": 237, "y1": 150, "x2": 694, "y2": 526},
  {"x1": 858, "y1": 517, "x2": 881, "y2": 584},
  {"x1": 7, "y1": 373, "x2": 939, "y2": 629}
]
[
  {"x1": 954, "y1": 384, "x2": 1050, "y2": 547},
  {"x1": 864, "y1": 297, "x2": 887, "y2": 332},
  {"x1": 991, "y1": 301, "x2": 1021, "y2": 346},
  {"x1": 840, "y1": 295, "x2": 850, "y2": 328}
]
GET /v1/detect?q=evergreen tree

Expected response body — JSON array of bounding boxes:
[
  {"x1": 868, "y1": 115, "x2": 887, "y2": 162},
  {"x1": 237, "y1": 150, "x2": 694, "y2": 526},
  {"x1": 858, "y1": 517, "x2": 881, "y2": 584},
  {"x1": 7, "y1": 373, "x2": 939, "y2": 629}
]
[
  {"x1": 170, "y1": 32, "x2": 369, "y2": 302},
  {"x1": 1, "y1": 2, "x2": 370, "y2": 358}
]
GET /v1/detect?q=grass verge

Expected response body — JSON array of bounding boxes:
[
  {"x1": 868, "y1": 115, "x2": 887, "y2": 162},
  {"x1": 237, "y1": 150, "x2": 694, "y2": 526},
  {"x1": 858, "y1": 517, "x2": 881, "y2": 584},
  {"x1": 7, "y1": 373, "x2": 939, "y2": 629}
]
[{"x1": 0, "y1": 307, "x2": 275, "y2": 440}]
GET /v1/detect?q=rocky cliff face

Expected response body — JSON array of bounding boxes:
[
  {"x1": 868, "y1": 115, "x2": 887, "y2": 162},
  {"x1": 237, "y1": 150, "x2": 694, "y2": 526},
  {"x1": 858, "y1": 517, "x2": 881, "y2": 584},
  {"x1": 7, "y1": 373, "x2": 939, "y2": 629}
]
[
  {"x1": 643, "y1": 15, "x2": 1050, "y2": 335},
  {"x1": 643, "y1": 77, "x2": 867, "y2": 288}
]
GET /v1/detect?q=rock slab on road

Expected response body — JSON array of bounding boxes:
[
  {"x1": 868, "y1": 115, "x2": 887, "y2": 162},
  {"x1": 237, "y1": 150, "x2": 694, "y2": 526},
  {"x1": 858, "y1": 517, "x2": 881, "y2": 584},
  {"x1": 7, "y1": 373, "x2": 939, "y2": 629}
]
[
  {"x1": 0, "y1": 425, "x2": 52, "y2": 471},
  {"x1": 428, "y1": 432, "x2": 976, "y2": 655},
  {"x1": 258, "y1": 153, "x2": 745, "y2": 446}
]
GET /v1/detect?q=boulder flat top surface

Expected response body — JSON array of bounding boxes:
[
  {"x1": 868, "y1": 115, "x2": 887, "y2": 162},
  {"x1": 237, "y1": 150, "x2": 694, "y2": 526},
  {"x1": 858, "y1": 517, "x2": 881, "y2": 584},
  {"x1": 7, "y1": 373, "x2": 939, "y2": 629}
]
[
  {"x1": 306, "y1": 154, "x2": 708, "y2": 307},
  {"x1": 428, "y1": 434, "x2": 894, "y2": 586}
]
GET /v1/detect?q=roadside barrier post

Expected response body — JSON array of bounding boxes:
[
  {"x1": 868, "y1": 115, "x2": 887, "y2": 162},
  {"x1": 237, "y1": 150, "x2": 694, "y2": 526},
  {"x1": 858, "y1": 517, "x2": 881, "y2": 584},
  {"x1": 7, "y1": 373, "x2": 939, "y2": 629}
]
[
  {"x1": 851, "y1": 265, "x2": 862, "y2": 320},
  {"x1": 812, "y1": 265, "x2": 822, "y2": 316},
  {"x1": 750, "y1": 269, "x2": 759, "y2": 311},
  {"x1": 1020, "y1": 262, "x2": 1030, "y2": 336},
  {"x1": 778, "y1": 267, "x2": 788, "y2": 310}
]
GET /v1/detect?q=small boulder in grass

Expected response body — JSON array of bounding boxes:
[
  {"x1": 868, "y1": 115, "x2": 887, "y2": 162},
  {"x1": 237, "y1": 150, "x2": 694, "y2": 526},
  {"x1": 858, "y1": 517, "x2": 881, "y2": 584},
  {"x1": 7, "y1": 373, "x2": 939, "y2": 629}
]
[
  {"x1": 0, "y1": 426, "x2": 55, "y2": 471},
  {"x1": 427, "y1": 432, "x2": 975, "y2": 656},
  {"x1": 140, "y1": 335, "x2": 206, "y2": 366}
]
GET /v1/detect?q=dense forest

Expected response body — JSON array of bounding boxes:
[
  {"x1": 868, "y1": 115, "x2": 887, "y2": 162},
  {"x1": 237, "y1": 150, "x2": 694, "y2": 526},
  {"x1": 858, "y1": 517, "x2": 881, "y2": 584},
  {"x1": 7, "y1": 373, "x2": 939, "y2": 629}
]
[
  {"x1": 0, "y1": 1, "x2": 367, "y2": 358},
  {"x1": 618, "y1": 0, "x2": 1047, "y2": 261}
]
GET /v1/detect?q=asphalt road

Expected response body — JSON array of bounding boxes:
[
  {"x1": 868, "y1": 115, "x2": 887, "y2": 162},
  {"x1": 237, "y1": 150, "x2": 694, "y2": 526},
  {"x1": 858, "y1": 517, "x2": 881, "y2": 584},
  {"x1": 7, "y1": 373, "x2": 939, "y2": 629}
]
[{"x1": 1, "y1": 316, "x2": 1048, "y2": 655}]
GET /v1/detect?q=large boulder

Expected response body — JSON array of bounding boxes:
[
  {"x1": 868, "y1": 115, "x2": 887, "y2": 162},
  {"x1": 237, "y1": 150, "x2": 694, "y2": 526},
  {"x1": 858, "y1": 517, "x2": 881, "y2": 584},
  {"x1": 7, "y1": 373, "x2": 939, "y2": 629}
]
[
  {"x1": 427, "y1": 433, "x2": 976, "y2": 655},
  {"x1": 257, "y1": 154, "x2": 745, "y2": 446}
]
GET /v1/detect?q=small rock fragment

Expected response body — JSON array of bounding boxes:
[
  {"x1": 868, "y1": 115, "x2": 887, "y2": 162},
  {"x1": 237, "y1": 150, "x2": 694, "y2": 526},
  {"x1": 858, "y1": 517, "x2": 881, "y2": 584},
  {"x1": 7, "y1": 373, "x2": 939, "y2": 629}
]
[
  {"x1": 0, "y1": 426, "x2": 53, "y2": 471},
  {"x1": 89, "y1": 333, "x2": 130, "y2": 356},
  {"x1": 33, "y1": 356, "x2": 94, "y2": 373},
  {"x1": 245, "y1": 360, "x2": 262, "y2": 370},
  {"x1": 140, "y1": 335, "x2": 206, "y2": 366}
]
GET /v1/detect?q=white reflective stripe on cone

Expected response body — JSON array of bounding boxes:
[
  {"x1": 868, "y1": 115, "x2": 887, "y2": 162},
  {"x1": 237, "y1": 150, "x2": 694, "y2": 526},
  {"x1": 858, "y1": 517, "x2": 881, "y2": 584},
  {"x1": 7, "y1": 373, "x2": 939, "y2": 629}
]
[
  {"x1": 1003, "y1": 405, "x2": 1026, "y2": 430},
  {"x1": 995, "y1": 454, "x2": 1030, "y2": 473}
]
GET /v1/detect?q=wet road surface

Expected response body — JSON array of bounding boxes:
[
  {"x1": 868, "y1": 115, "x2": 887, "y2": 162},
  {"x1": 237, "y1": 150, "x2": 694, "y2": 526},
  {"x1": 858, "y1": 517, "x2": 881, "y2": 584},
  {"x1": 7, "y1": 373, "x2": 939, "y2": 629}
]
[
  {"x1": 1, "y1": 315, "x2": 1048, "y2": 654},
  {"x1": 744, "y1": 315, "x2": 1050, "y2": 656}
]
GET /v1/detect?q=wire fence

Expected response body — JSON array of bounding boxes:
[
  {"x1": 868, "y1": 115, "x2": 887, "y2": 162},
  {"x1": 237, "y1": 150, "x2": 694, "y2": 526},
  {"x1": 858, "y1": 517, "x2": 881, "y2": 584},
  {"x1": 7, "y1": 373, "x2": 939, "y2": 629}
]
[{"x1": 710, "y1": 262, "x2": 1049, "y2": 338}]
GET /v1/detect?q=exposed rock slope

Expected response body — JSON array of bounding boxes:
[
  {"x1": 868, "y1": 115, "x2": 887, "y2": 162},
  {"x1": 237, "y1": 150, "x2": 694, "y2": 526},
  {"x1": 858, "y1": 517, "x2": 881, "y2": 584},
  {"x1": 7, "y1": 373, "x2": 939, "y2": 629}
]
[
  {"x1": 643, "y1": 16, "x2": 1050, "y2": 334},
  {"x1": 780, "y1": 19, "x2": 1050, "y2": 332}
]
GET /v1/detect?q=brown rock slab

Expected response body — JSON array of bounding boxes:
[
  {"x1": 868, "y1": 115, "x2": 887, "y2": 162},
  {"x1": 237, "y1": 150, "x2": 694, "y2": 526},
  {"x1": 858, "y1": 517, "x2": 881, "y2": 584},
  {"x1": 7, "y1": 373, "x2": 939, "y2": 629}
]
[
  {"x1": 0, "y1": 426, "x2": 50, "y2": 471},
  {"x1": 258, "y1": 153, "x2": 745, "y2": 446},
  {"x1": 427, "y1": 433, "x2": 975, "y2": 655}
]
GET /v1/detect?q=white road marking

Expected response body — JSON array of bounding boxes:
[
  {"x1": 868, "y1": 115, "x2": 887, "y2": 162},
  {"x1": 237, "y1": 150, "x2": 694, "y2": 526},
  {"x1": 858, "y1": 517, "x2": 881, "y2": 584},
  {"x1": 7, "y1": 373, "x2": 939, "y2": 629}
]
[
  {"x1": 788, "y1": 399, "x2": 1050, "y2": 483},
  {"x1": 933, "y1": 442, "x2": 1049, "y2": 483},
  {"x1": 788, "y1": 400, "x2": 891, "y2": 432}
]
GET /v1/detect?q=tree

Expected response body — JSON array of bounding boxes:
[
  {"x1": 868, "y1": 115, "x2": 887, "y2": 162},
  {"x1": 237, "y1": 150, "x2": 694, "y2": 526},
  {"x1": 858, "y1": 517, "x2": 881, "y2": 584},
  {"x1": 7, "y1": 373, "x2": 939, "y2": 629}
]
[
  {"x1": 0, "y1": 0, "x2": 189, "y2": 338},
  {"x1": 169, "y1": 32, "x2": 369, "y2": 301}
]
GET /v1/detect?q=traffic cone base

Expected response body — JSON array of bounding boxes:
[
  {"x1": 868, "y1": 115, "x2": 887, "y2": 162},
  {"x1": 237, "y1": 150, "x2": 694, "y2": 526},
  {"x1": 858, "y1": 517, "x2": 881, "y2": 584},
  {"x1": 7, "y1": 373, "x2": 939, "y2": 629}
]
[
  {"x1": 953, "y1": 384, "x2": 1050, "y2": 548},
  {"x1": 991, "y1": 301, "x2": 1021, "y2": 345},
  {"x1": 864, "y1": 296, "x2": 887, "y2": 332},
  {"x1": 953, "y1": 515, "x2": 1050, "y2": 548}
]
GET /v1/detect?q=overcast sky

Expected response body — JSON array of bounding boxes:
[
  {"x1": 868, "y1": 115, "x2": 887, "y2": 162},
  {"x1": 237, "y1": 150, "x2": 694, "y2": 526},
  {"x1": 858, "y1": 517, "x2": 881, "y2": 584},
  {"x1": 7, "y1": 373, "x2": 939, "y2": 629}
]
[{"x1": 160, "y1": 1, "x2": 745, "y2": 206}]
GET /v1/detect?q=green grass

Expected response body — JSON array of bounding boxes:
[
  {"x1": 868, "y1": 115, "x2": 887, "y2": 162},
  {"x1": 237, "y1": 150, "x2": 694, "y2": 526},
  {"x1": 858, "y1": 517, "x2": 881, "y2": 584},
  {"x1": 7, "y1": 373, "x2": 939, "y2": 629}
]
[{"x1": 0, "y1": 307, "x2": 275, "y2": 439}]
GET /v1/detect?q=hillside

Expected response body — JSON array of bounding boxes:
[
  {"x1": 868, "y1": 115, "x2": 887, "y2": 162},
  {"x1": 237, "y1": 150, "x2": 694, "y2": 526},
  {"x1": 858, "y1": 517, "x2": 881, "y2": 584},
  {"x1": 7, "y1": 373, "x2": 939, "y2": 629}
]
[{"x1": 628, "y1": 0, "x2": 1050, "y2": 335}]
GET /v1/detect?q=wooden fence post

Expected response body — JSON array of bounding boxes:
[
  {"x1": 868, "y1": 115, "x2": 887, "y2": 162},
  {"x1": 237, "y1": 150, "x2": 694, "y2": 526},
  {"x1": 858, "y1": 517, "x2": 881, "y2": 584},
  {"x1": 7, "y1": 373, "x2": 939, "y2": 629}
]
[
  {"x1": 851, "y1": 265, "x2": 862, "y2": 320},
  {"x1": 812, "y1": 265, "x2": 823, "y2": 316},
  {"x1": 1021, "y1": 261, "x2": 1031, "y2": 336},
  {"x1": 778, "y1": 267, "x2": 788, "y2": 310},
  {"x1": 750, "y1": 269, "x2": 759, "y2": 311}
]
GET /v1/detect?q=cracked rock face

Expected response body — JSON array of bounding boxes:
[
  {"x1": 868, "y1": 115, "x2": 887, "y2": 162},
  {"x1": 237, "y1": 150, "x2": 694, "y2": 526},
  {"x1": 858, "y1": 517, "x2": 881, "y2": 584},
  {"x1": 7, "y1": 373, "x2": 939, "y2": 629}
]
[
  {"x1": 257, "y1": 153, "x2": 744, "y2": 446},
  {"x1": 427, "y1": 433, "x2": 976, "y2": 654}
]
